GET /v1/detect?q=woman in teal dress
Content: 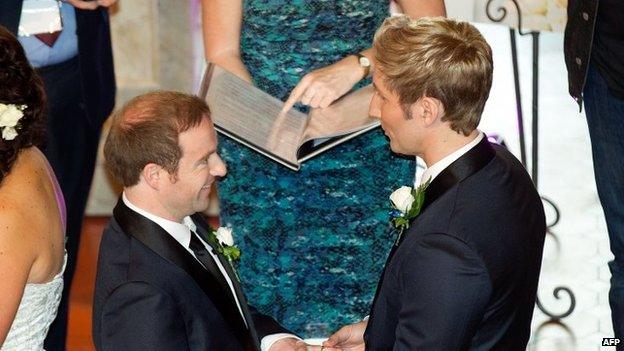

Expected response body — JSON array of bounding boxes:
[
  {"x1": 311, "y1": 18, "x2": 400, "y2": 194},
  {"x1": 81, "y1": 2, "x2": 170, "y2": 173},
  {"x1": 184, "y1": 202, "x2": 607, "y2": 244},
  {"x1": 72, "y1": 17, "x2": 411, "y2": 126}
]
[{"x1": 202, "y1": 0, "x2": 446, "y2": 337}]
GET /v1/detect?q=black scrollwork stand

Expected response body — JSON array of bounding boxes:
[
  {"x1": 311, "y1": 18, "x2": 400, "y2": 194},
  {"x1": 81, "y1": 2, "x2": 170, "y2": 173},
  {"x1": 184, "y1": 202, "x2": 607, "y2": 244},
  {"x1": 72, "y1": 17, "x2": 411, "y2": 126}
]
[{"x1": 485, "y1": 0, "x2": 576, "y2": 321}]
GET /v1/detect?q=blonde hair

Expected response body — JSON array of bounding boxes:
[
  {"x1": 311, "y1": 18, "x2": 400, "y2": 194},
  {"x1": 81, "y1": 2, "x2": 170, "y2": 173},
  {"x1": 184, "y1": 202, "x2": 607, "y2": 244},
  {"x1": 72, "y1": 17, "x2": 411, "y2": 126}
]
[{"x1": 373, "y1": 15, "x2": 493, "y2": 135}]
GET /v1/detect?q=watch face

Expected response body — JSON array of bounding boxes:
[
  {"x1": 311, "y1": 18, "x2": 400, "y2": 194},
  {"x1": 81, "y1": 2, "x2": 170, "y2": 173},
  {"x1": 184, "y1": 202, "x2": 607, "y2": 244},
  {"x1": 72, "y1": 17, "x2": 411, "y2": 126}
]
[{"x1": 359, "y1": 56, "x2": 371, "y2": 67}]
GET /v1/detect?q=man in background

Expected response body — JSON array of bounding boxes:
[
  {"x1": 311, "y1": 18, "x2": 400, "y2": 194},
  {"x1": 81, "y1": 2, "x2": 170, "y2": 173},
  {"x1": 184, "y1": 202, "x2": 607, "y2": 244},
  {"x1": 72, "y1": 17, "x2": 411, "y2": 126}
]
[{"x1": 565, "y1": 0, "x2": 624, "y2": 345}]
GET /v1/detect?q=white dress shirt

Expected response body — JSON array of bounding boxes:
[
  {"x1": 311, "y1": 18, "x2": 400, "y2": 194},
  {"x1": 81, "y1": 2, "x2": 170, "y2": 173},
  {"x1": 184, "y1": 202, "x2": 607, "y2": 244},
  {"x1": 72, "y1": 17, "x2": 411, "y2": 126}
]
[
  {"x1": 417, "y1": 131, "x2": 485, "y2": 186},
  {"x1": 122, "y1": 193, "x2": 298, "y2": 350}
]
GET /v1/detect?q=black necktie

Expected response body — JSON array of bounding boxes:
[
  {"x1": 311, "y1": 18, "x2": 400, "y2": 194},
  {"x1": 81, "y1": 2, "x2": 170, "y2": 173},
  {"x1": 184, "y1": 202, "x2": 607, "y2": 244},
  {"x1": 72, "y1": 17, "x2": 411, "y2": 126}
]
[
  {"x1": 189, "y1": 229, "x2": 261, "y2": 350},
  {"x1": 188, "y1": 232, "x2": 232, "y2": 291}
]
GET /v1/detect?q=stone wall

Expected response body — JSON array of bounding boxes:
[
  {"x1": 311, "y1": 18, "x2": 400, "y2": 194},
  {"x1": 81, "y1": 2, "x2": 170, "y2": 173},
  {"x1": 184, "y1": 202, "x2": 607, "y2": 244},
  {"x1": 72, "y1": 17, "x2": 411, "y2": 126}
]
[{"x1": 86, "y1": 0, "x2": 205, "y2": 215}]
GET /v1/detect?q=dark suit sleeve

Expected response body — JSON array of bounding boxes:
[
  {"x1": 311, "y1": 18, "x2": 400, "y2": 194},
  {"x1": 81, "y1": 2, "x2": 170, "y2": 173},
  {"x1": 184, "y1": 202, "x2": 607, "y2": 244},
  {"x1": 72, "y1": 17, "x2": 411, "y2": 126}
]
[
  {"x1": 99, "y1": 281, "x2": 189, "y2": 351},
  {"x1": 249, "y1": 305, "x2": 295, "y2": 338},
  {"x1": 0, "y1": 0, "x2": 23, "y2": 33},
  {"x1": 392, "y1": 233, "x2": 491, "y2": 351}
]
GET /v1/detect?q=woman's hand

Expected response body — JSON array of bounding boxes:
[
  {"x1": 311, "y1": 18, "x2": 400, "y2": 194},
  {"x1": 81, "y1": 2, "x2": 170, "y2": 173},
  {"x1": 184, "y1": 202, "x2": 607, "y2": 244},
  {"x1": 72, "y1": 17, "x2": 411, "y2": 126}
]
[{"x1": 281, "y1": 55, "x2": 366, "y2": 113}]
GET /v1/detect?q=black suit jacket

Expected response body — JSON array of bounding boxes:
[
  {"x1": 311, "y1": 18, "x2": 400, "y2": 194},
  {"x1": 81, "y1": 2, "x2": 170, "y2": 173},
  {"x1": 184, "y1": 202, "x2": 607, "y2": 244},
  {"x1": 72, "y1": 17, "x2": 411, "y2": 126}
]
[
  {"x1": 364, "y1": 138, "x2": 546, "y2": 350},
  {"x1": 0, "y1": 0, "x2": 116, "y2": 127},
  {"x1": 93, "y1": 200, "x2": 291, "y2": 351}
]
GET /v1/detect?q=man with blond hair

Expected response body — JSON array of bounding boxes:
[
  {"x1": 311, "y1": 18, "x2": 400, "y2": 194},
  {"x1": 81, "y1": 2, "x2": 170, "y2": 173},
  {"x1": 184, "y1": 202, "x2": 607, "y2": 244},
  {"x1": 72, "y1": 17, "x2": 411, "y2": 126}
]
[{"x1": 323, "y1": 16, "x2": 546, "y2": 350}]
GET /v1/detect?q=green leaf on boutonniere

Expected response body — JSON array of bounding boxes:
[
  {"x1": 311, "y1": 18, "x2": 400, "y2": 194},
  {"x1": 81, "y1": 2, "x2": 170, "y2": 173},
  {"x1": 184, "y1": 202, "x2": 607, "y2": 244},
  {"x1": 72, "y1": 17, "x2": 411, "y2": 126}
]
[
  {"x1": 222, "y1": 245, "x2": 241, "y2": 262},
  {"x1": 407, "y1": 177, "x2": 431, "y2": 219},
  {"x1": 205, "y1": 231, "x2": 221, "y2": 250},
  {"x1": 205, "y1": 227, "x2": 242, "y2": 264},
  {"x1": 392, "y1": 217, "x2": 409, "y2": 228},
  {"x1": 205, "y1": 226, "x2": 243, "y2": 281},
  {"x1": 389, "y1": 177, "x2": 431, "y2": 246}
]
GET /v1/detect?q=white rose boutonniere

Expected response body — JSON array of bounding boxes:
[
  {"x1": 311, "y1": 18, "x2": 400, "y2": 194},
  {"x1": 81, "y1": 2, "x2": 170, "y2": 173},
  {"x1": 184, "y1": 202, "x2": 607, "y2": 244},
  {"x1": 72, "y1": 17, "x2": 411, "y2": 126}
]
[
  {"x1": 206, "y1": 226, "x2": 241, "y2": 280},
  {"x1": 390, "y1": 186, "x2": 415, "y2": 213},
  {"x1": 389, "y1": 177, "x2": 432, "y2": 245},
  {"x1": 0, "y1": 103, "x2": 27, "y2": 141},
  {"x1": 215, "y1": 227, "x2": 234, "y2": 246}
]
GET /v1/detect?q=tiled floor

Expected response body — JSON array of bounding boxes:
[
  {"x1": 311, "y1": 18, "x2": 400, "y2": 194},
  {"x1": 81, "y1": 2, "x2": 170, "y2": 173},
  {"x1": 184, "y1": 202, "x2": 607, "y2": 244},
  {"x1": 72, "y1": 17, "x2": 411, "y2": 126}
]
[
  {"x1": 67, "y1": 218, "x2": 104, "y2": 351},
  {"x1": 67, "y1": 24, "x2": 615, "y2": 351}
]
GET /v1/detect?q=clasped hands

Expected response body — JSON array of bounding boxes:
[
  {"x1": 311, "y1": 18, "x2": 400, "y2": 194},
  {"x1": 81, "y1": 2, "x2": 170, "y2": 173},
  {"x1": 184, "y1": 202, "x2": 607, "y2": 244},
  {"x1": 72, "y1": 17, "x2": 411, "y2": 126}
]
[
  {"x1": 318, "y1": 320, "x2": 367, "y2": 351},
  {"x1": 269, "y1": 320, "x2": 367, "y2": 351}
]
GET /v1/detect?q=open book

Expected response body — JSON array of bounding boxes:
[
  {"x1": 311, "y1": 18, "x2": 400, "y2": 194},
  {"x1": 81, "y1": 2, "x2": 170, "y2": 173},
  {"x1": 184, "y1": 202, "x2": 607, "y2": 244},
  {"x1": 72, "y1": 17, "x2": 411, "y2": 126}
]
[{"x1": 198, "y1": 63, "x2": 379, "y2": 171}]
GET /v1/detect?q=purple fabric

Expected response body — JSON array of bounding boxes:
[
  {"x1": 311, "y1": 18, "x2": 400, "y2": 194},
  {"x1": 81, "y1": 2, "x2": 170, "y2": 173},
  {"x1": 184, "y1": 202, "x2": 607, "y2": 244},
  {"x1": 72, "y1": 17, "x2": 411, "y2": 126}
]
[{"x1": 44, "y1": 159, "x2": 67, "y2": 232}]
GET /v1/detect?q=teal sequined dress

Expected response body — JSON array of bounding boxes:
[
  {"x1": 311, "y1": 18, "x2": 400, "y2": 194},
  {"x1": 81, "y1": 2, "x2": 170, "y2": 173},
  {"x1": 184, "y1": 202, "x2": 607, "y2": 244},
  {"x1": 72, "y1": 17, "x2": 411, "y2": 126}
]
[{"x1": 218, "y1": 0, "x2": 413, "y2": 336}]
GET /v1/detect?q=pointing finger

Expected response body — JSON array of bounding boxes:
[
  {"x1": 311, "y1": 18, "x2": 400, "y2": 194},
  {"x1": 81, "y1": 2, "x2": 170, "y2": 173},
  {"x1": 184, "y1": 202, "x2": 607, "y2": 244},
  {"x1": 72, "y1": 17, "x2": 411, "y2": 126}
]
[{"x1": 281, "y1": 77, "x2": 312, "y2": 113}]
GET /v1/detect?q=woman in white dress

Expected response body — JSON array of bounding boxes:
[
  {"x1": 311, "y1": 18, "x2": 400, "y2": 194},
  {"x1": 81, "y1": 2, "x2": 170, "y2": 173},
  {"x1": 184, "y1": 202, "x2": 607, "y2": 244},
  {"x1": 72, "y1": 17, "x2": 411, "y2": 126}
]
[{"x1": 0, "y1": 26, "x2": 66, "y2": 350}]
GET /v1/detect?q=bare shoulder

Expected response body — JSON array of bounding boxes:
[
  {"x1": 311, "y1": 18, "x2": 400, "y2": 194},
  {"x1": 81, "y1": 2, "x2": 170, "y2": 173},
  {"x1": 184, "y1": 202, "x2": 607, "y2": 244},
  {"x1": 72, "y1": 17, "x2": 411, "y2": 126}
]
[
  {"x1": 1, "y1": 148, "x2": 46, "y2": 189},
  {"x1": 0, "y1": 204, "x2": 34, "y2": 265},
  {"x1": 0, "y1": 148, "x2": 54, "y2": 263},
  {"x1": 0, "y1": 203, "x2": 37, "y2": 344},
  {"x1": 0, "y1": 148, "x2": 56, "y2": 207},
  {"x1": 0, "y1": 202, "x2": 31, "y2": 241}
]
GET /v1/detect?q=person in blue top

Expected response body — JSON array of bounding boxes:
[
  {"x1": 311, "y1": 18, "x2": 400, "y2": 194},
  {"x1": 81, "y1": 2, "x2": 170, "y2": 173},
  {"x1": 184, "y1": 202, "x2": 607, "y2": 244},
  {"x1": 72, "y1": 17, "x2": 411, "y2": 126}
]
[{"x1": 201, "y1": 0, "x2": 446, "y2": 336}]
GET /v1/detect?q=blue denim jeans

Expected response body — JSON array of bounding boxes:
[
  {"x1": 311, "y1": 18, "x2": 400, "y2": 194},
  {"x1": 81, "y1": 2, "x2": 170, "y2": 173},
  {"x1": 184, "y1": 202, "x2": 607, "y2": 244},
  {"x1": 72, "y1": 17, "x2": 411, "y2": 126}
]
[{"x1": 584, "y1": 64, "x2": 624, "y2": 343}]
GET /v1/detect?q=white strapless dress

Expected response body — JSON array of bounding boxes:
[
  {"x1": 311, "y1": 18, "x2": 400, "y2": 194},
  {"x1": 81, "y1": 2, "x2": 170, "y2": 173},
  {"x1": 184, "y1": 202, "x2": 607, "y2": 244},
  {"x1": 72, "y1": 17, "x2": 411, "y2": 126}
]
[{"x1": 1, "y1": 253, "x2": 66, "y2": 351}]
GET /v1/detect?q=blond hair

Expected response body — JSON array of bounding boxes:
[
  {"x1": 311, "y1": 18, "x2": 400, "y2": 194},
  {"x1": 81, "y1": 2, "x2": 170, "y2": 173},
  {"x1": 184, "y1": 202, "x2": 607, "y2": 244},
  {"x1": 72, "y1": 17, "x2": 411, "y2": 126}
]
[{"x1": 373, "y1": 15, "x2": 493, "y2": 135}]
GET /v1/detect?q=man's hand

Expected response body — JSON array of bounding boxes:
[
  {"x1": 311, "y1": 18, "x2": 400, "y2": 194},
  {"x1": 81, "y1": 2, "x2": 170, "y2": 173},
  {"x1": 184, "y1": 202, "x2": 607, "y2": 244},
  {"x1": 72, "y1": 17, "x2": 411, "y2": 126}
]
[
  {"x1": 63, "y1": 0, "x2": 117, "y2": 10},
  {"x1": 269, "y1": 337, "x2": 317, "y2": 351},
  {"x1": 322, "y1": 320, "x2": 367, "y2": 351}
]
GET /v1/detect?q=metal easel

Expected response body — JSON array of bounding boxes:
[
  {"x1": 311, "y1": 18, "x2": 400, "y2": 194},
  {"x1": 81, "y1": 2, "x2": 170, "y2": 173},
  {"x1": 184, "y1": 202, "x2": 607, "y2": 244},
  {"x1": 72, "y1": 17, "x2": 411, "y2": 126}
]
[{"x1": 485, "y1": 0, "x2": 576, "y2": 321}]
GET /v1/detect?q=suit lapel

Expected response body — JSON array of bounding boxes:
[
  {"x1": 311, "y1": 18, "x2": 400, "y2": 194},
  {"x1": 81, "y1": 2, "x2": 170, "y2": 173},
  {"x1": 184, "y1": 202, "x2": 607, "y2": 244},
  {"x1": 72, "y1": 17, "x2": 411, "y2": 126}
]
[
  {"x1": 367, "y1": 137, "x2": 496, "y2": 327},
  {"x1": 419, "y1": 137, "x2": 495, "y2": 214},
  {"x1": 389, "y1": 137, "x2": 495, "y2": 248},
  {"x1": 113, "y1": 200, "x2": 257, "y2": 351},
  {"x1": 191, "y1": 215, "x2": 262, "y2": 351}
]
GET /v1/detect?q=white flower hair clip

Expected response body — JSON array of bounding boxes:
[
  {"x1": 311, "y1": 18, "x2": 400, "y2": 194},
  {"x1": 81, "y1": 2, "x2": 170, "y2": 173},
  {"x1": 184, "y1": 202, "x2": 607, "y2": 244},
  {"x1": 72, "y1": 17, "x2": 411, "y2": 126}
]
[{"x1": 0, "y1": 103, "x2": 27, "y2": 141}]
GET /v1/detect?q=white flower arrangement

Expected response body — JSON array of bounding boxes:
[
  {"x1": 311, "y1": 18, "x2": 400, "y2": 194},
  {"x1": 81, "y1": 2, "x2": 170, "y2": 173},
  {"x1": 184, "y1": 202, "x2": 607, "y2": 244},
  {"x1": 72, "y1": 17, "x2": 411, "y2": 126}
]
[{"x1": 0, "y1": 103, "x2": 27, "y2": 141}]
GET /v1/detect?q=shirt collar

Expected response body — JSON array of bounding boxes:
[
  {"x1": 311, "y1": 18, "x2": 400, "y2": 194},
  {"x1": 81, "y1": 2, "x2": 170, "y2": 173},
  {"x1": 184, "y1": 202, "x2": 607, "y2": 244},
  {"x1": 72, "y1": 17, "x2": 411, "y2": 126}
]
[
  {"x1": 418, "y1": 131, "x2": 484, "y2": 185},
  {"x1": 122, "y1": 192, "x2": 196, "y2": 248}
]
